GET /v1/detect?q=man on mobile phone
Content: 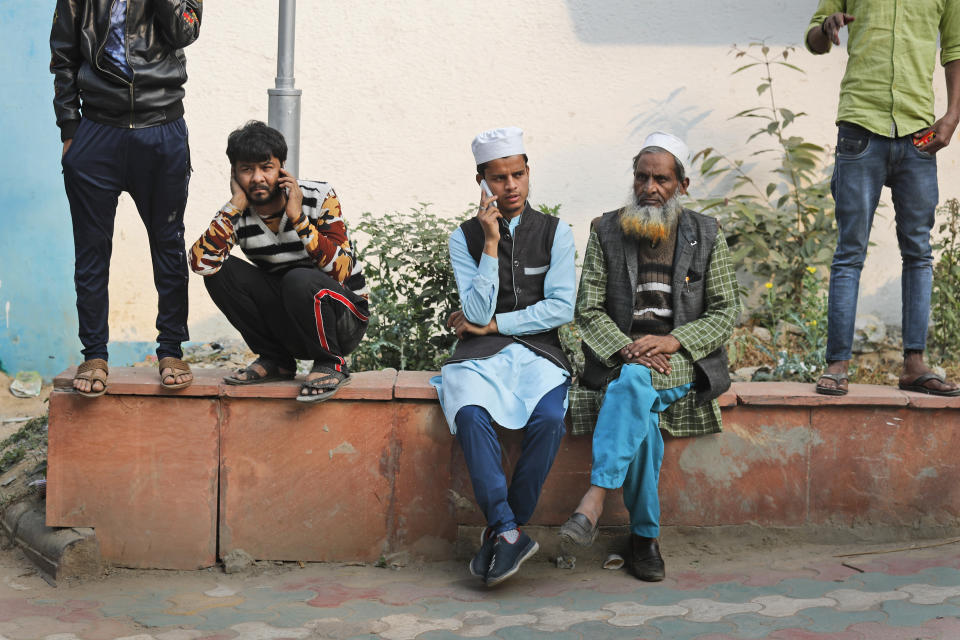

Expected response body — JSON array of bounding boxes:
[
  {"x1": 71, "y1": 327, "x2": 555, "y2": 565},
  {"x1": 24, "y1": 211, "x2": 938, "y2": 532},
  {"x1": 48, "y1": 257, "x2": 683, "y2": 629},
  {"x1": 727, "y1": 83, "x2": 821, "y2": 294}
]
[
  {"x1": 190, "y1": 121, "x2": 368, "y2": 402},
  {"x1": 560, "y1": 133, "x2": 739, "y2": 582},
  {"x1": 433, "y1": 127, "x2": 576, "y2": 586},
  {"x1": 807, "y1": 1, "x2": 960, "y2": 397},
  {"x1": 51, "y1": 0, "x2": 201, "y2": 396}
]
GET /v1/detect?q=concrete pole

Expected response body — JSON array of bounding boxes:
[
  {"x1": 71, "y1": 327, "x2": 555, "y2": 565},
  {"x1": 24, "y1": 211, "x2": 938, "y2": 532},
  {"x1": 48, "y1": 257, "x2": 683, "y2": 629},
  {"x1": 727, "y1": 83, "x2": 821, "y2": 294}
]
[{"x1": 268, "y1": 0, "x2": 302, "y2": 176}]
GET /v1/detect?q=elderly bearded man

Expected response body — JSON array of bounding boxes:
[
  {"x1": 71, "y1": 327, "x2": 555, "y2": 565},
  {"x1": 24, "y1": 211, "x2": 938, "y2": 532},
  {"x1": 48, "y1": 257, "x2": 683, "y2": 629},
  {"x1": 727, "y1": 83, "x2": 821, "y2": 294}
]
[
  {"x1": 560, "y1": 132, "x2": 739, "y2": 582},
  {"x1": 433, "y1": 127, "x2": 576, "y2": 586}
]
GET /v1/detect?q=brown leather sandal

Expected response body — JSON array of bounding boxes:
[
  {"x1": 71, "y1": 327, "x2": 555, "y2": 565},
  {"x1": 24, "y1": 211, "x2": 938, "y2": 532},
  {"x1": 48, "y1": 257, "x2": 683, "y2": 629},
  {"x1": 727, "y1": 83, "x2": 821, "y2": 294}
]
[
  {"x1": 74, "y1": 359, "x2": 109, "y2": 398},
  {"x1": 158, "y1": 357, "x2": 193, "y2": 390}
]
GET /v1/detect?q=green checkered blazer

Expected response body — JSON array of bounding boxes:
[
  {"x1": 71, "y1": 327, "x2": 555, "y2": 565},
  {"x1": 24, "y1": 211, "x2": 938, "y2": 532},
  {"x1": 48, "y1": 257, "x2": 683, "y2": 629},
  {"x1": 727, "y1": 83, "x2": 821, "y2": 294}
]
[{"x1": 569, "y1": 208, "x2": 740, "y2": 437}]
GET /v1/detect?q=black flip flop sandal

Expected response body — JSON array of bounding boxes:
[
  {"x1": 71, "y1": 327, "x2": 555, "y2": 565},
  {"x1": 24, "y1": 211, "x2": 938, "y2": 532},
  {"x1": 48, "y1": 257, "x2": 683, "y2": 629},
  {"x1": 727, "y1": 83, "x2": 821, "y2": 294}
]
[
  {"x1": 296, "y1": 365, "x2": 352, "y2": 403},
  {"x1": 815, "y1": 372, "x2": 849, "y2": 396},
  {"x1": 898, "y1": 372, "x2": 960, "y2": 397},
  {"x1": 224, "y1": 358, "x2": 296, "y2": 385}
]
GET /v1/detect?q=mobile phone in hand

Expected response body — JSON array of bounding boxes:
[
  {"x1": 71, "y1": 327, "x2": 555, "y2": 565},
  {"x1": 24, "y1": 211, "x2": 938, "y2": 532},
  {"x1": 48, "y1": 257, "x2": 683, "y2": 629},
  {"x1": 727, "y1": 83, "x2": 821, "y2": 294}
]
[
  {"x1": 480, "y1": 179, "x2": 497, "y2": 206},
  {"x1": 914, "y1": 130, "x2": 935, "y2": 147}
]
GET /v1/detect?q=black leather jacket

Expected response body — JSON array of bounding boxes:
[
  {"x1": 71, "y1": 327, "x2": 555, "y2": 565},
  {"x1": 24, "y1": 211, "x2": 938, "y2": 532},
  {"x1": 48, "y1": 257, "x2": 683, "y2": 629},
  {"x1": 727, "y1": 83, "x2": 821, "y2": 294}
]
[{"x1": 50, "y1": 0, "x2": 202, "y2": 141}]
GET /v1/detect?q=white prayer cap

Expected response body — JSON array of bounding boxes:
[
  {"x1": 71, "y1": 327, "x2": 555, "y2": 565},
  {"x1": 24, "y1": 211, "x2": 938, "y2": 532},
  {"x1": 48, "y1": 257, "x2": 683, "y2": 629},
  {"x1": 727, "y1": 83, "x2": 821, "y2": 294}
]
[
  {"x1": 641, "y1": 131, "x2": 690, "y2": 174},
  {"x1": 472, "y1": 126, "x2": 525, "y2": 166}
]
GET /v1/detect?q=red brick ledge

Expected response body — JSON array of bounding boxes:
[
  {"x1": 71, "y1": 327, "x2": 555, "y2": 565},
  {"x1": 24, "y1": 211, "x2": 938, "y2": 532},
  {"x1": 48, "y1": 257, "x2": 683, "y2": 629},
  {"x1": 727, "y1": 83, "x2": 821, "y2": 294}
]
[{"x1": 54, "y1": 367, "x2": 960, "y2": 409}]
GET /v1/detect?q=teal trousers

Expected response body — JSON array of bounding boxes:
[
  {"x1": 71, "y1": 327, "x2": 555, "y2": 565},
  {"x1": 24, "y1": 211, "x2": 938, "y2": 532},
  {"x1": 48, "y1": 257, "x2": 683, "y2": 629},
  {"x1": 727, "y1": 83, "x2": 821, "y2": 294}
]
[{"x1": 590, "y1": 364, "x2": 690, "y2": 537}]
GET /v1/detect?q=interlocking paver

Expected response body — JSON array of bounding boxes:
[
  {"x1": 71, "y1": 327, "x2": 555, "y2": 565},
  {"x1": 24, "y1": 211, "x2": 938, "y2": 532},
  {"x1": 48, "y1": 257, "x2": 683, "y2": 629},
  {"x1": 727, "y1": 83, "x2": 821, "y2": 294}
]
[
  {"x1": 897, "y1": 582, "x2": 960, "y2": 604},
  {"x1": 880, "y1": 598, "x2": 960, "y2": 628},
  {"x1": 377, "y1": 613, "x2": 461, "y2": 640},
  {"x1": 766, "y1": 629, "x2": 864, "y2": 639},
  {"x1": 707, "y1": 581, "x2": 774, "y2": 603},
  {"x1": 847, "y1": 620, "x2": 950, "y2": 640},
  {"x1": 635, "y1": 588, "x2": 720, "y2": 606},
  {"x1": 798, "y1": 606, "x2": 886, "y2": 633},
  {"x1": 852, "y1": 570, "x2": 936, "y2": 592},
  {"x1": 646, "y1": 616, "x2": 735, "y2": 638},
  {"x1": 527, "y1": 605, "x2": 610, "y2": 631},
  {"x1": 718, "y1": 613, "x2": 813, "y2": 639},
  {"x1": 750, "y1": 595, "x2": 836, "y2": 617},
  {"x1": 495, "y1": 627, "x2": 582, "y2": 640},
  {"x1": 824, "y1": 588, "x2": 906, "y2": 611},
  {"x1": 603, "y1": 601, "x2": 688, "y2": 626},
  {"x1": 776, "y1": 578, "x2": 852, "y2": 599},
  {"x1": 674, "y1": 598, "x2": 761, "y2": 621},
  {"x1": 4, "y1": 542, "x2": 960, "y2": 639},
  {"x1": 565, "y1": 620, "x2": 662, "y2": 638}
]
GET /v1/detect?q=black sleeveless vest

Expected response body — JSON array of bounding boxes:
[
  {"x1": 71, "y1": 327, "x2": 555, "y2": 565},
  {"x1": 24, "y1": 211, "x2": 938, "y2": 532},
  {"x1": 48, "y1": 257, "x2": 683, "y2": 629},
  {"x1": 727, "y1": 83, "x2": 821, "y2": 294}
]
[
  {"x1": 445, "y1": 204, "x2": 572, "y2": 374},
  {"x1": 580, "y1": 208, "x2": 731, "y2": 404}
]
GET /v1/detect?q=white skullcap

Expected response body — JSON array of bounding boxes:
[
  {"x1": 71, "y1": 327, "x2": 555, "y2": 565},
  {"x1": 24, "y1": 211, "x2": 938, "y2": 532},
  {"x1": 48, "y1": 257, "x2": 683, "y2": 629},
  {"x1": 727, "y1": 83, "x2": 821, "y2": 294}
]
[
  {"x1": 641, "y1": 131, "x2": 690, "y2": 174},
  {"x1": 472, "y1": 126, "x2": 525, "y2": 166}
]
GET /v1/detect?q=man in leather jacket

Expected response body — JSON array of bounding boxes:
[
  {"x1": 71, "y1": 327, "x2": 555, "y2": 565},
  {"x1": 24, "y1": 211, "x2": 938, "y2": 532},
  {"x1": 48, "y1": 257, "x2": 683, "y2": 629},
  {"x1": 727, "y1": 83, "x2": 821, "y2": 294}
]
[{"x1": 50, "y1": 0, "x2": 202, "y2": 396}]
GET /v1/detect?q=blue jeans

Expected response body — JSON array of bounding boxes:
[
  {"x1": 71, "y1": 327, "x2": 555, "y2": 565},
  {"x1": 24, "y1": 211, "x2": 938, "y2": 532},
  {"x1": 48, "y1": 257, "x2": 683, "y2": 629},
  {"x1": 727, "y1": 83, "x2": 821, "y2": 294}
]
[
  {"x1": 590, "y1": 365, "x2": 690, "y2": 538},
  {"x1": 455, "y1": 380, "x2": 569, "y2": 535},
  {"x1": 826, "y1": 123, "x2": 937, "y2": 361}
]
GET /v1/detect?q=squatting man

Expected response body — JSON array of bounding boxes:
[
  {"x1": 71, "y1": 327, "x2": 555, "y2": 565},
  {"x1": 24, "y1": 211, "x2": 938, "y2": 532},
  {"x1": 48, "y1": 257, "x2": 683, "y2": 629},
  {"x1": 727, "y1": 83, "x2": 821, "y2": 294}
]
[{"x1": 191, "y1": 121, "x2": 368, "y2": 402}]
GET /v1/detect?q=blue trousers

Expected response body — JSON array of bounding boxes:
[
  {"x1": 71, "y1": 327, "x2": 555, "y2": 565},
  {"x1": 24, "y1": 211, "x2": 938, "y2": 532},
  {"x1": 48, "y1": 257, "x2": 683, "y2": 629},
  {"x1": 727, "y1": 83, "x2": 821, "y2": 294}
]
[
  {"x1": 455, "y1": 381, "x2": 569, "y2": 535},
  {"x1": 591, "y1": 365, "x2": 689, "y2": 538},
  {"x1": 827, "y1": 123, "x2": 937, "y2": 360},
  {"x1": 61, "y1": 118, "x2": 191, "y2": 361}
]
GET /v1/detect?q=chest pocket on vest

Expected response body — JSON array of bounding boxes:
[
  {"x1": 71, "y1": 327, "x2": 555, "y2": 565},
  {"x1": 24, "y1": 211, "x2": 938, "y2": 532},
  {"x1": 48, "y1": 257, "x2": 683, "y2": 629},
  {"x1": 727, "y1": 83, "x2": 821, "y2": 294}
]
[{"x1": 524, "y1": 265, "x2": 549, "y2": 275}]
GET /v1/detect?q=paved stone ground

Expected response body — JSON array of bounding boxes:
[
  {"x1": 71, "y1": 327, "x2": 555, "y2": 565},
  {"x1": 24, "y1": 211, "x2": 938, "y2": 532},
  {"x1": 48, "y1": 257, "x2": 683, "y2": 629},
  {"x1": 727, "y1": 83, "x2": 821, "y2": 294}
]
[{"x1": 1, "y1": 537, "x2": 960, "y2": 639}]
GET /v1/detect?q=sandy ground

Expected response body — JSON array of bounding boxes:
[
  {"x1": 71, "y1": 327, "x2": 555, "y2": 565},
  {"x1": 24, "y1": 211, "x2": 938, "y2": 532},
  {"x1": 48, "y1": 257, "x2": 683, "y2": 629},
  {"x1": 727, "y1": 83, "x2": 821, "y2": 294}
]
[{"x1": 0, "y1": 372, "x2": 51, "y2": 438}]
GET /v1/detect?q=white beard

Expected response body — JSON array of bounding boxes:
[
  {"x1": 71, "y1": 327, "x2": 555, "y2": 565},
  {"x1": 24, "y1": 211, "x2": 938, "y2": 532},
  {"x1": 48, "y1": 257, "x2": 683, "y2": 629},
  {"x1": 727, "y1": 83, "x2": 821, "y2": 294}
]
[{"x1": 620, "y1": 192, "x2": 682, "y2": 243}]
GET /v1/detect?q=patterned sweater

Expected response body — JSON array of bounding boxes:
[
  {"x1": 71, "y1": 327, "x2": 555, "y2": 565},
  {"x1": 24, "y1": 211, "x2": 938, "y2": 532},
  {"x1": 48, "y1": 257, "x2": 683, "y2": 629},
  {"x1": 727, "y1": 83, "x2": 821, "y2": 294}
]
[{"x1": 190, "y1": 180, "x2": 366, "y2": 294}]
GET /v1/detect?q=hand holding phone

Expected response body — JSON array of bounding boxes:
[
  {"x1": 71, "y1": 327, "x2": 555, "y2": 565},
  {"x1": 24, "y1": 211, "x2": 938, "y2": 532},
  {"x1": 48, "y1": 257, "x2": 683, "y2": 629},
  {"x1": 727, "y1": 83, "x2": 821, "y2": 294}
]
[
  {"x1": 477, "y1": 179, "x2": 501, "y2": 243},
  {"x1": 480, "y1": 179, "x2": 495, "y2": 199},
  {"x1": 277, "y1": 168, "x2": 304, "y2": 224},
  {"x1": 914, "y1": 129, "x2": 936, "y2": 148}
]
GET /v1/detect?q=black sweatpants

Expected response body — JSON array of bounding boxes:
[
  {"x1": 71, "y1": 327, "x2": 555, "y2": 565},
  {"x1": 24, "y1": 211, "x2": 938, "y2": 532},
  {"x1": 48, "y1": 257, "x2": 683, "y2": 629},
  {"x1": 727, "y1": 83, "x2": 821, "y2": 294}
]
[
  {"x1": 204, "y1": 257, "x2": 369, "y2": 373},
  {"x1": 61, "y1": 117, "x2": 191, "y2": 361}
]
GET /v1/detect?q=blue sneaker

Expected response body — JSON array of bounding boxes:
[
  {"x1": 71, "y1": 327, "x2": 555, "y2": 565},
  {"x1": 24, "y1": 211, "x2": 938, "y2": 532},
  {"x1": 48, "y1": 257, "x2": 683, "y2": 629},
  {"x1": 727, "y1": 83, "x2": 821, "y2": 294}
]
[
  {"x1": 469, "y1": 527, "x2": 496, "y2": 579},
  {"x1": 485, "y1": 530, "x2": 539, "y2": 586}
]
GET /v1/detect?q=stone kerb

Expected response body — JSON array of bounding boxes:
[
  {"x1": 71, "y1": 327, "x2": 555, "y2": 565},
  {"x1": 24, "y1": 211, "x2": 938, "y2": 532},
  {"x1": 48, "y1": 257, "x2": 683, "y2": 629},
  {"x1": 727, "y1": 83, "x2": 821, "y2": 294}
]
[{"x1": 46, "y1": 367, "x2": 960, "y2": 569}]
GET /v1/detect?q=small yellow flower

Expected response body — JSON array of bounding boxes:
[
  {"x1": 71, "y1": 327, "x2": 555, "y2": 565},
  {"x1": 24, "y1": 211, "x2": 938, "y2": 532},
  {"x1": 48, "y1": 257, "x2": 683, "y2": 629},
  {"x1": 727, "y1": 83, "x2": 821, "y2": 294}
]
[
  {"x1": 806, "y1": 266, "x2": 817, "y2": 274},
  {"x1": 765, "y1": 282, "x2": 773, "y2": 289},
  {"x1": 811, "y1": 320, "x2": 817, "y2": 326}
]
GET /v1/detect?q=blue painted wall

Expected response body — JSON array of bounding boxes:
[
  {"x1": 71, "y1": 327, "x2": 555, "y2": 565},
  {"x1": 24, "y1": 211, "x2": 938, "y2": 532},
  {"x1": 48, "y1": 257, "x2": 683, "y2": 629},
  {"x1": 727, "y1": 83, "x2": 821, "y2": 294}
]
[
  {"x1": 0, "y1": 4, "x2": 156, "y2": 380},
  {"x1": 0, "y1": 3, "x2": 80, "y2": 379}
]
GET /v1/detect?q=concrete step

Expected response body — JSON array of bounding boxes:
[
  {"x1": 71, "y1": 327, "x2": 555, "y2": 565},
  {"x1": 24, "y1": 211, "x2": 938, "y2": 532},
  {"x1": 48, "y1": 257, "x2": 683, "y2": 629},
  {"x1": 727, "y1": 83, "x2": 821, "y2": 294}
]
[{"x1": 45, "y1": 367, "x2": 960, "y2": 569}]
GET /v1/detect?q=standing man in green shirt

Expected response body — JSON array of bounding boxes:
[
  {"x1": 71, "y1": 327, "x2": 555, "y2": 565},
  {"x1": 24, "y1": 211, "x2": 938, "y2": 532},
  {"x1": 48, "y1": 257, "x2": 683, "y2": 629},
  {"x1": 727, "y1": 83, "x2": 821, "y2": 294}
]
[{"x1": 807, "y1": 1, "x2": 960, "y2": 396}]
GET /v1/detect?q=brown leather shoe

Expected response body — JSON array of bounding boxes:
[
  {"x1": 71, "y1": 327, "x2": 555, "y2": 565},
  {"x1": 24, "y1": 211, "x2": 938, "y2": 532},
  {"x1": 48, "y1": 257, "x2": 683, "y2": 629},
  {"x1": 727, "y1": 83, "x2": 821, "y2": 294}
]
[{"x1": 629, "y1": 534, "x2": 665, "y2": 582}]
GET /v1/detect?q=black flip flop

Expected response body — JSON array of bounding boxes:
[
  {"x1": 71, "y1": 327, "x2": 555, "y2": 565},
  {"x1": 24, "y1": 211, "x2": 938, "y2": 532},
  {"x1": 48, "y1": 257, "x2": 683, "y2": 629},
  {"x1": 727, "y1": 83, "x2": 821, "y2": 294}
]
[
  {"x1": 898, "y1": 372, "x2": 960, "y2": 397},
  {"x1": 223, "y1": 358, "x2": 295, "y2": 385},
  {"x1": 296, "y1": 365, "x2": 352, "y2": 403},
  {"x1": 815, "y1": 372, "x2": 849, "y2": 396}
]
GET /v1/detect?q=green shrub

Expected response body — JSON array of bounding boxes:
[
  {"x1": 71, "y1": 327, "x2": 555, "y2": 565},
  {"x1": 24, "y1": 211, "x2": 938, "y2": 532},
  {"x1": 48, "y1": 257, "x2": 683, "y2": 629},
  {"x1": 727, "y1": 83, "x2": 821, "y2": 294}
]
[
  {"x1": 931, "y1": 198, "x2": 960, "y2": 361},
  {"x1": 689, "y1": 42, "x2": 836, "y2": 323},
  {"x1": 350, "y1": 204, "x2": 468, "y2": 372}
]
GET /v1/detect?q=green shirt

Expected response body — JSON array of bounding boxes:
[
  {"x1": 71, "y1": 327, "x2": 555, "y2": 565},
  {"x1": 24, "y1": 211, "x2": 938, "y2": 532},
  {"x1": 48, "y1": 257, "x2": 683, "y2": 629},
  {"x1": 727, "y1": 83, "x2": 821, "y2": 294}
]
[{"x1": 806, "y1": 0, "x2": 960, "y2": 137}]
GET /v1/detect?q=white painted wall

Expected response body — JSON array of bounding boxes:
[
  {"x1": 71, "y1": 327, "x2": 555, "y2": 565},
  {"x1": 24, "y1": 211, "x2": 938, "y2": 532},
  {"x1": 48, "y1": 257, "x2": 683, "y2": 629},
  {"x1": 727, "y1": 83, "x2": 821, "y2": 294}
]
[{"x1": 104, "y1": 0, "x2": 960, "y2": 344}]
